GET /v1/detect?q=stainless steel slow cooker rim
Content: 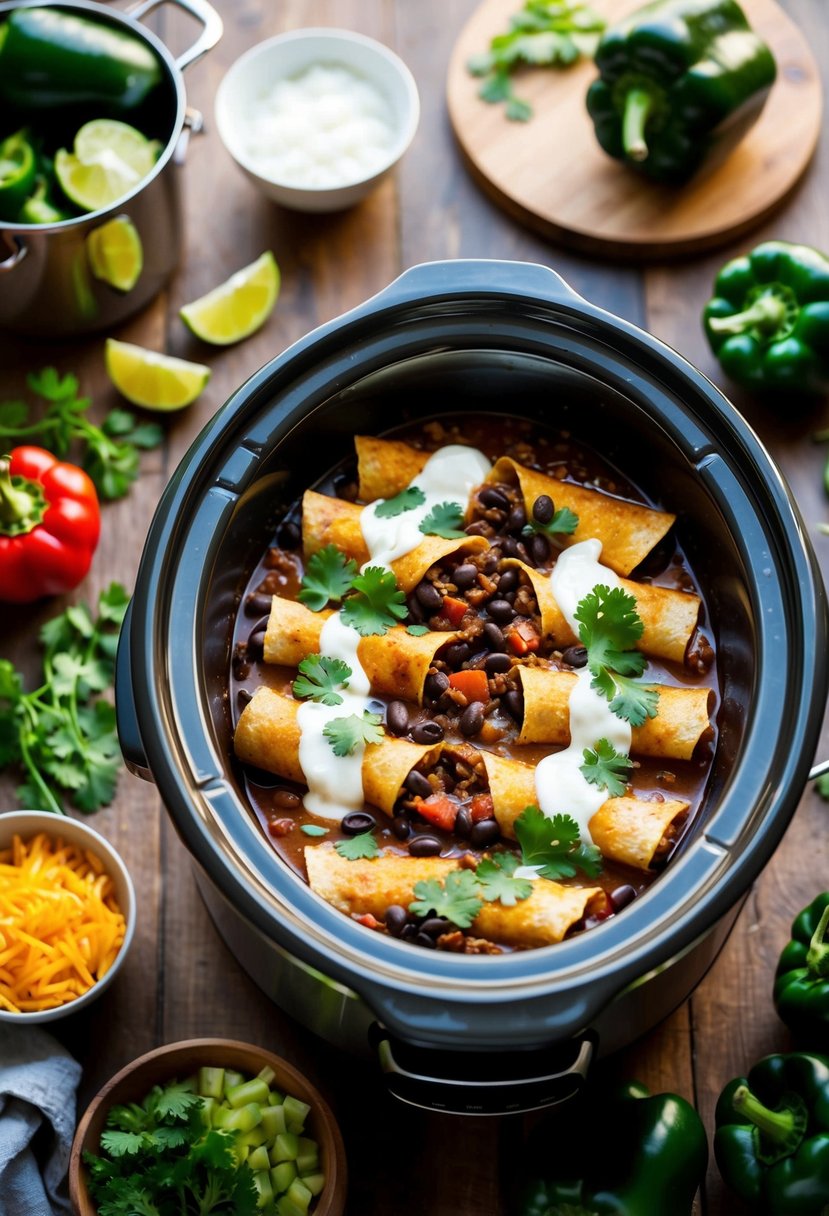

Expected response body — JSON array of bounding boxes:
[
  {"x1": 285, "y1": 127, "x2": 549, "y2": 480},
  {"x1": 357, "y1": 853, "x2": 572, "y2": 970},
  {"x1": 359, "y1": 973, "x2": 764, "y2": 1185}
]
[{"x1": 122, "y1": 260, "x2": 828, "y2": 1033}]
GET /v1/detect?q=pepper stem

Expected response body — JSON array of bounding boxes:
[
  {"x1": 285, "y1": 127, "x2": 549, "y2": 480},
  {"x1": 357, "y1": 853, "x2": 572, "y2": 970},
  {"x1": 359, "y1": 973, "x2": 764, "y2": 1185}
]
[
  {"x1": 732, "y1": 1085, "x2": 806, "y2": 1152},
  {"x1": 622, "y1": 88, "x2": 656, "y2": 161},
  {"x1": 0, "y1": 457, "x2": 36, "y2": 528},
  {"x1": 806, "y1": 904, "x2": 829, "y2": 978},
  {"x1": 707, "y1": 294, "x2": 788, "y2": 336}
]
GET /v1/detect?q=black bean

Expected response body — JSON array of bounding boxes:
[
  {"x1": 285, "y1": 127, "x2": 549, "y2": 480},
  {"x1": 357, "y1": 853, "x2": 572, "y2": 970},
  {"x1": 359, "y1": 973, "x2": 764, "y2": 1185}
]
[
  {"x1": 421, "y1": 917, "x2": 453, "y2": 938},
  {"x1": 277, "y1": 519, "x2": 301, "y2": 549},
  {"x1": 503, "y1": 689, "x2": 524, "y2": 721},
  {"x1": 488, "y1": 599, "x2": 515, "y2": 623},
  {"x1": 507, "y1": 504, "x2": 527, "y2": 532},
  {"x1": 401, "y1": 922, "x2": 418, "y2": 940},
  {"x1": 416, "y1": 581, "x2": 443, "y2": 612},
  {"x1": 409, "y1": 834, "x2": 443, "y2": 857},
  {"x1": 484, "y1": 652, "x2": 511, "y2": 675},
  {"x1": 532, "y1": 494, "x2": 554, "y2": 524},
  {"x1": 530, "y1": 533, "x2": 550, "y2": 565},
  {"x1": 415, "y1": 931, "x2": 437, "y2": 949},
  {"x1": 386, "y1": 701, "x2": 410, "y2": 736},
  {"x1": 483, "y1": 553, "x2": 500, "y2": 575},
  {"x1": 442, "y1": 641, "x2": 471, "y2": 667},
  {"x1": 405, "y1": 769, "x2": 433, "y2": 799},
  {"x1": 470, "y1": 819, "x2": 501, "y2": 848},
  {"x1": 561, "y1": 645, "x2": 589, "y2": 669},
  {"x1": 407, "y1": 594, "x2": 424, "y2": 623},
  {"x1": 342, "y1": 811, "x2": 377, "y2": 836},
  {"x1": 479, "y1": 486, "x2": 510, "y2": 510},
  {"x1": 244, "y1": 592, "x2": 272, "y2": 617},
  {"x1": 453, "y1": 563, "x2": 478, "y2": 590},
  {"x1": 497, "y1": 567, "x2": 518, "y2": 594},
  {"x1": 391, "y1": 817, "x2": 411, "y2": 840},
  {"x1": 501, "y1": 537, "x2": 520, "y2": 558},
  {"x1": 483, "y1": 622, "x2": 506, "y2": 650},
  {"x1": 247, "y1": 615, "x2": 270, "y2": 657},
  {"x1": 610, "y1": 884, "x2": 637, "y2": 912},
  {"x1": 411, "y1": 720, "x2": 444, "y2": 745},
  {"x1": 273, "y1": 788, "x2": 302, "y2": 811},
  {"x1": 385, "y1": 905, "x2": 410, "y2": 936},
  {"x1": 424, "y1": 671, "x2": 450, "y2": 700},
  {"x1": 237, "y1": 688, "x2": 253, "y2": 709},
  {"x1": 455, "y1": 807, "x2": 473, "y2": 838},
  {"x1": 460, "y1": 701, "x2": 485, "y2": 737}
]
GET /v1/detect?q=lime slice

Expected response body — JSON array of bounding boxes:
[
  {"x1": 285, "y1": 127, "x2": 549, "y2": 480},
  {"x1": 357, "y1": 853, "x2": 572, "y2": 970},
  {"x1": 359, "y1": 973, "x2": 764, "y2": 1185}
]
[
  {"x1": 56, "y1": 120, "x2": 160, "y2": 213},
  {"x1": 87, "y1": 217, "x2": 144, "y2": 292},
  {"x1": 75, "y1": 120, "x2": 161, "y2": 177},
  {"x1": 105, "y1": 339, "x2": 210, "y2": 411},
  {"x1": 180, "y1": 251, "x2": 280, "y2": 345}
]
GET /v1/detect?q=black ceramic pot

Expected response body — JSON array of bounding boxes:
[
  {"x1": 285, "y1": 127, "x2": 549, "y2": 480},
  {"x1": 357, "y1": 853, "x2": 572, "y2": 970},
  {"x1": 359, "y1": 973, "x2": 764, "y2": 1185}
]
[{"x1": 117, "y1": 260, "x2": 828, "y2": 1115}]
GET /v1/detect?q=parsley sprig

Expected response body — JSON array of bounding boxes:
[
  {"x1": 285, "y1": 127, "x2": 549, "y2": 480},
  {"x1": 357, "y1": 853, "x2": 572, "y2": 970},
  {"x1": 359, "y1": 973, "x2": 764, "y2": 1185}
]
[
  {"x1": 374, "y1": 486, "x2": 426, "y2": 518},
  {"x1": 340, "y1": 566, "x2": 407, "y2": 636},
  {"x1": 574, "y1": 584, "x2": 660, "y2": 727},
  {"x1": 292, "y1": 654, "x2": 352, "y2": 705},
  {"x1": 513, "y1": 805, "x2": 602, "y2": 879},
  {"x1": 323, "y1": 711, "x2": 385, "y2": 757},
  {"x1": 419, "y1": 501, "x2": 466, "y2": 540},
  {"x1": 0, "y1": 584, "x2": 129, "y2": 814},
  {"x1": 298, "y1": 545, "x2": 357, "y2": 612},
  {"x1": 0, "y1": 368, "x2": 164, "y2": 501},
  {"x1": 580, "y1": 738, "x2": 633, "y2": 798}
]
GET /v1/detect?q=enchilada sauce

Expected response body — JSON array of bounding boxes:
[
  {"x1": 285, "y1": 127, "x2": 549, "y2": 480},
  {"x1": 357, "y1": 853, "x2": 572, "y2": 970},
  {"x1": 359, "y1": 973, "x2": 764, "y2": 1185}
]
[{"x1": 230, "y1": 416, "x2": 718, "y2": 952}]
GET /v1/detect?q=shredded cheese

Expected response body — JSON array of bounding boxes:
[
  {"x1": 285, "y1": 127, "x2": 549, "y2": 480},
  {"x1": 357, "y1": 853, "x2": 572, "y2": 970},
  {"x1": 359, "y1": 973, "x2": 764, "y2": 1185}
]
[{"x1": 0, "y1": 832, "x2": 126, "y2": 1013}]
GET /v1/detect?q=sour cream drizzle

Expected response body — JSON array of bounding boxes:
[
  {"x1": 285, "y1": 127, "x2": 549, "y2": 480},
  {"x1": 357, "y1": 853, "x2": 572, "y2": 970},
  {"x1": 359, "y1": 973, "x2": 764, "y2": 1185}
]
[{"x1": 359, "y1": 444, "x2": 492, "y2": 570}]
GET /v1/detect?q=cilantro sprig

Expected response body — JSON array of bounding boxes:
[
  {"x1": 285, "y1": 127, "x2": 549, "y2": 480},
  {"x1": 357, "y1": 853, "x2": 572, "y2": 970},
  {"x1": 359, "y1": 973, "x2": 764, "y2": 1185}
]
[
  {"x1": 513, "y1": 805, "x2": 602, "y2": 879},
  {"x1": 298, "y1": 544, "x2": 358, "y2": 612},
  {"x1": 374, "y1": 486, "x2": 426, "y2": 518},
  {"x1": 340, "y1": 566, "x2": 407, "y2": 636},
  {"x1": 410, "y1": 870, "x2": 484, "y2": 928},
  {"x1": 419, "y1": 501, "x2": 466, "y2": 540},
  {"x1": 0, "y1": 584, "x2": 129, "y2": 814},
  {"x1": 522, "y1": 503, "x2": 579, "y2": 540},
  {"x1": 0, "y1": 368, "x2": 164, "y2": 500},
  {"x1": 335, "y1": 830, "x2": 380, "y2": 860},
  {"x1": 323, "y1": 710, "x2": 385, "y2": 757},
  {"x1": 574, "y1": 584, "x2": 660, "y2": 727},
  {"x1": 292, "y1": 654, "x2": 352, "y2": 705},
  {"x1": 580, "y1": 738, "x2": 633, "y2": 798},
  {"x1": 475, "y1": 852, "x2": 534, "y2": 906}
]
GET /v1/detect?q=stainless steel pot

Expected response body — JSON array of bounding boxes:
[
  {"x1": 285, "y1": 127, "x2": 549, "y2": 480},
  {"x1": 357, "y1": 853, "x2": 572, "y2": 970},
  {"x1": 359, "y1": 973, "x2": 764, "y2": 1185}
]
[
  {"x1": 0, "y1": 0, "x2": 221, "y2": 336},
  {"x1": 116, "y1": 260, "x2": 829, "y2": 1115}
]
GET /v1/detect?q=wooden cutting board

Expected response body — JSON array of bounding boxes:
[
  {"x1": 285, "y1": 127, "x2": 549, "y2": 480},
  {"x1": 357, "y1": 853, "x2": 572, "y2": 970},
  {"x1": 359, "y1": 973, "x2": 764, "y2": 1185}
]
[{"x1": 446, "y1": 0, "x2": 822, "y2": 259}]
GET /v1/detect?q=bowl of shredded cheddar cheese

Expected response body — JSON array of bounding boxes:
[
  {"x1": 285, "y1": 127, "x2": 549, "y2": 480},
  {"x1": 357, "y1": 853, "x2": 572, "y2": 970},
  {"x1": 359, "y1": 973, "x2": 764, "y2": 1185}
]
[{"x1": 0, "y1": 811, "x2": 135, "y2": 1021}]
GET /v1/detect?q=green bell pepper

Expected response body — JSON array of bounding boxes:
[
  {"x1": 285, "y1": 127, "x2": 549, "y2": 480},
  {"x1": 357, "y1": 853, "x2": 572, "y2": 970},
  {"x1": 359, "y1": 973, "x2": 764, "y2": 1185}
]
[
  {"x1": 0, "y1": 7, "x2": 162, "y2": 113},
  {"x1": 0, "y1": 129, "x2": 37, "y2": 221},
  {"x1": 513, "y1": 1081, "x2": 707, "y2": 1215},
  {"x1": 703, "y1": 240, "x2": 829, "y2": 396},
  {"x1": 586, "y1": 0, "x2": 776, "y2": 184},
  {"x1": 774, "y1": 894, "x2": 829, "y2": 1048},
  {"x1": 715, "y1": 1052, "x2": 829, "y2": 1213}
]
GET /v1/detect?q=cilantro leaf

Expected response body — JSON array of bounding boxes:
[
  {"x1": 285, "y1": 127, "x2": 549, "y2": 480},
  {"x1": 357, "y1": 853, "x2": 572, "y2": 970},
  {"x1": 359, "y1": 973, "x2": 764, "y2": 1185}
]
[
  {"x1": 419, "y1": 501, "x2": 466, "y2": 540},
  {"x1": 406, "y1": 624, "x2": 429, "y2": 636},
  {"x1": 323, "y1": 711, "x2": 385, "y2": 757},
  {"x1": 374, "y1": 486, "x2": 426, "y2": 518},
  {"x1": 335, "y1": 831, "x2": 380, "y2": 860},
  {"x1": 513, "y1": 805, "x2": 603, "y2": 880},
  {"x1": 409, "y1": 871, "x2": 483, "y2": 928},
  {"x1": 292, "y1": 654, "x2": 352, "y2": 705},
  {"x1": 475, "y1": 853, "x2": 533, "y2": 906},
  {"x1": 340, "y1": 566, "x2": 407, "y2": 636},
  {"x1": 574, "y1": 584, "x2": 659, "y2": 726},
  {"x1": 298, "y1": 544, "x2": 358, "y2": 612},
  {"x1": 301, "y1": 824, "x2": 329, "y2": 837},
  {"x1": 99, "y1": 1130, "x2": 147, "y2": 1157},
  {"x1": 580, "y1": 738, "x2": 633, "y2": 798},
  {"x1": 522, "y1": 504, "x2": 579, "y2": 539}
]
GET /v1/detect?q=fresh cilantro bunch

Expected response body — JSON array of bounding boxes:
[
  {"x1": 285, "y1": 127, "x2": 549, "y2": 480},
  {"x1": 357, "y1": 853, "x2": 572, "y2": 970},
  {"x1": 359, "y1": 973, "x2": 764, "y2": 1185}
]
[
  {"x1": 574, "y1": 584, "x2": 660, "y2": 727},
  {"x1": 580, "y1": 738, "x2": 633, "y2": 798},
  {"x1": 513, "y1": 804, "x2": 602, "y2": 879},
  {"x1": 0, "y1": 584, "x2": 129, "y2": 814},
  {"x1": 0, "y1": 369, "x2": 164, "y2": 500},
  {"x1": 84, "y1": 1079, "x2": 257, "y2": 1216}
]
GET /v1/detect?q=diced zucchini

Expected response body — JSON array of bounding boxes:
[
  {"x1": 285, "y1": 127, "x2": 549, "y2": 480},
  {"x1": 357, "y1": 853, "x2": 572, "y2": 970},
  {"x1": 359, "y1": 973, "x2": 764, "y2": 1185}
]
[
  {"x1": 272, "y1": 1131, "x2": 299, "y2": 1163},
  {"x1": 247, "y1": 1145, "x2": 271, "y2": 1172},
  {"x1": 268, "y1": 1090, "x2": 285, "y2": 1106},
  {"x1": 237, "y1": 1125, "x2": 267, "y2": 1149},
  {"x1": 252, "y1": 1170, "x2": 274, "y2": 1209},
  {"x1": 283, "y1": 1096, "x2": 311, "y2": 1134},
  {"x1": 295, "y1": 1138, "x2": 318, "y2": 1175},
  {"x1": 260, "y1": 1103, "x2": 287, "y2": 1143},
  {"x1": 276, "y1": 1198, "x2": 306, "y2": 1216},
  {"x1": 300, "y1": 1173, "x2": 325, "y2": 1198},
  {"x1": 222, "y1": 1069, "x2": 246, "y2": 1096},
  {"x1": 197, "y1": 1066, "x2": 225, "y2": 1098},
  {"x1": 227, "y1": 1078, "x2": 270, "y2": 1109},
  {"x1": 270, "y1": 1160, "x2": 297, "y2": 1195},
  {"x1": 214, "y1": 1101, "x2": 263, "y2": 1134},
  {"x1": 286, "y1": 1178, "x2": 313, "y2": 1213},
  {"x1": 256, "y1": 1064, "x2": 277, "y2": 1087}
]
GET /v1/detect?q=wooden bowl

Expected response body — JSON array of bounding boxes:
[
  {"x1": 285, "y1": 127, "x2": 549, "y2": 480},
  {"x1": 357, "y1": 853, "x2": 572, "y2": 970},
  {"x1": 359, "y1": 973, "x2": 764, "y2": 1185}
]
[{"x1": 69, "y1": 1038, "x2": 347, "y2": 1216}]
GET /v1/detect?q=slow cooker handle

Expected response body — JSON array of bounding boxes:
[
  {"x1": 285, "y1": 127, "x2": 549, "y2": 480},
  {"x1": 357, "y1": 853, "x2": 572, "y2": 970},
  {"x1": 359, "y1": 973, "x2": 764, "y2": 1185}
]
[
  {"x1": 127, "y1": 0, "x2": 223, "y2": 71},
  {"x1": 114, "y1": 601, "x2": 154, "y2": 782},
  {"x1": 358, "y1": 259, "x2": 587, "y2": 315},
  {"x1": 371, "y1": 1026, "x2": 595, "y2": 1116}
]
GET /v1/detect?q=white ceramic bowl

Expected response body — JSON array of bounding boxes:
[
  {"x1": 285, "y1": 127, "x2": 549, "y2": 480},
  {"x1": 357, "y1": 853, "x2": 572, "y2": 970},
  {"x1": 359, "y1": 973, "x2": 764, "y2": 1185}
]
[
  {"x1": 214, "y1": 27, "x2": 420, "y2": 212},
  {"x1": 0, "y1": 811, "x2": 136, "y2": 1024}
]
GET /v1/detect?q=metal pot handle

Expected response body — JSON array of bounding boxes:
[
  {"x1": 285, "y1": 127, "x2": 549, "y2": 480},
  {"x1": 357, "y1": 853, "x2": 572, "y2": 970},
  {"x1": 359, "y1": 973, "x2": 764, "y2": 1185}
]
[
  {"x1": 0, "y1": 233, "x2": 27, "y2": 273},
  {"x1": 127, "y1": 0, "x2": 223, "y2": 71},
  {"x1": 371, "y1": 1025, "x2": 595, "y2": 1115},
  {"x1": 115, "y1": 602, "x2": 154, "y2": 783}
]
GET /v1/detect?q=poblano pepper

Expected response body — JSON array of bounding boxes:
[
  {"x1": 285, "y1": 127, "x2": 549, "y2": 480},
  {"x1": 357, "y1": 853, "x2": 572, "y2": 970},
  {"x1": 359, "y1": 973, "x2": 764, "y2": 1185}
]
[
  {"x1": 774, "y1": 894, "x2": 829, "y2": 1047},
  {"x1": 703, "y1": 240, "x2": 829, "y2": 396},
  {"x1": 715, "y1": 1052, "x2": 829, "y2": 1214},
  {"x1": 513, "y1": 1081, "x2": 707, "y2": 1216},
  {"x1": 586, "y1": 0, "x2": 776, "y2": 183}
]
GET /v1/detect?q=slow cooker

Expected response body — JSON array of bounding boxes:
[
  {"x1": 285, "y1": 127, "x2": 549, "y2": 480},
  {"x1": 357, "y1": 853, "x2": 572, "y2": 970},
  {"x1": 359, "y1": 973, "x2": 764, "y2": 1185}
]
[{"x1": 116, "y1": 260, "x2": 828, "y2": 1115}]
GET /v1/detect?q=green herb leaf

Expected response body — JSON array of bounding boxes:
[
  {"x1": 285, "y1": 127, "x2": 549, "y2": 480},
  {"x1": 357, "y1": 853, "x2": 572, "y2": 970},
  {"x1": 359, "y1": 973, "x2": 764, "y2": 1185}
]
[
  {"x1": 513, "y1": 805, "x2": 603, "y2": 880},
  {"x1": 99, "y1": 1130, "x2": 147, "y2": 1158},
  {"x1": 335, "y1": 831, "x2": 380, "y2": 860},
  {"x1": 475, "y1": 853, "x2": 533, "y2": 906},
  {"x1": 410, "y1": 871, "x2": 483, "y2": 928},
  {"x1": 522, "y1": 504, "x2": 579, "y2": 539},
  {"x1": 418, "y1": 501, "x2": 466, "y2": 540},
  {"x1": 301, "y1": 824, "x2": 329, "y2": 837},
  {"x1": 574, "y1": 584, "x2": 659, "y2": 727},
  {"x1": 292, "y1": 653, "x2": 352, "y2": 705},
  {"x1": 340, "y1": 566, "x2": 407, "y2": 636},
  {"x1": 298, "y1": 544, "x2": 358, "y2": 612},
  {"x1": 580, "y1": 738, "x2": 633, "y2": 798},
  {"x1": 323, "y1": 711, "x2": 385, "y2": 757},
  {"x1": 374, "y1": 486, "x2": 426, "y2": 518},
  {"x1": 406, "y1": 624, "x2": 430, "y2": 636},
  {"x1": 816, "y1": 773, "x2": 829, "y2": 801}
]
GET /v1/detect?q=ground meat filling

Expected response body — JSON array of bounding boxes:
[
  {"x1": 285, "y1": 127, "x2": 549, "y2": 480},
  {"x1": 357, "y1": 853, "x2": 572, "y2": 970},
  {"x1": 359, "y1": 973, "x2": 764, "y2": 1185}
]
[{"x1": 393, "y1": 744, "x2": 499, "y2": 849}]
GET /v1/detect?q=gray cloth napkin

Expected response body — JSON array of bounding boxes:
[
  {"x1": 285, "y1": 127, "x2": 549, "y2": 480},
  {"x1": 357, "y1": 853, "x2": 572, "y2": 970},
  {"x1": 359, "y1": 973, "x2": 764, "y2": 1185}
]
[{"x1": 0, "y1": 1026, "x2": 82, "y2": 1216}]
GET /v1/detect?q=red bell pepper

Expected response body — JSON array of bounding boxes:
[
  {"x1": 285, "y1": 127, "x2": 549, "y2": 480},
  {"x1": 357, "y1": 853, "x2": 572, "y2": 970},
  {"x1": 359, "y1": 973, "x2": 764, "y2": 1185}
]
[
  {"x1": 442, "y1": 595, "x2": 468, "y2": 626},
  {"x1": 448, "y1": 669, "x2": 490, "y2": 703},
  {"x1": 415, "y1": 793, "x2": 458, "y2": 832},
  {"x1": 0, "y1": 446, "x2": 100, "y2": 602}
]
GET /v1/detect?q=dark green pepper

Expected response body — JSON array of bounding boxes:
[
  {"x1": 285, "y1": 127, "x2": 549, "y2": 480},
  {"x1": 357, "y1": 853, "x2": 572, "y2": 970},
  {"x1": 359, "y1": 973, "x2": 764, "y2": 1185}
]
[
  {"x1": 0, "y1": 7, "x2": 162, "y2": 113},
  {"x1": 513, "y1": 1081, "x2": 708, "y2": 1215},
  {"x1": 703, "y1": 240, "x2": 829, "y2": 397},
  {"x1": 0, "y1": 129, "x2": 36, "y2": 221},
  {"x1": 586, "y1": 0, "x2": 776, "y2": 184},
  {"x1": 715, "y1": 1052, "x2": 829, "y2": 1213},
  {"x1": 774, "y1": 894, "x2": 829, "y2": 1048}
]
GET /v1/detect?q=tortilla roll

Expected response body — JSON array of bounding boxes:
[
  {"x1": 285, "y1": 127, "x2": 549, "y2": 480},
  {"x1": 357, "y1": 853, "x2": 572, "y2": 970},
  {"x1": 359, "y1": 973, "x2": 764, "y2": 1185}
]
[
  {"x1": 356, "y1": 435, "x2": 436, "y2": 501},
  {"x1": 516, "y1": 667, "x2": 712, "y2": 760},
  {"x1": 305, "y1": 845, "x2": 603, "y2": 948},
  {"x1": 513, "y1": 560, "x2": 700, "y2": 665},
  {"x1": 588, "y1": 796, "x2": 689, "y2": 870}
]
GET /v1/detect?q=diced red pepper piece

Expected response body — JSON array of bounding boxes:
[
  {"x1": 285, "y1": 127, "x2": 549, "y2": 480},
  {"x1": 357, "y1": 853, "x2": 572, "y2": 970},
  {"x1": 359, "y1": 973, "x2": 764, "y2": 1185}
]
[
  {"x1": 448, "y1": 669, "x2": 490, "y2": 702},
  {"x1": 354, "y1": 913, "x2": 382, "y2": 930},
  {"x1": 442, "y1": 595, "x2": 468, "y2": 626},
  {"x1": 506, "y1": 618, "x2": 541, "y2": 655},
  {"x1": 469, "y1": 793, "x2": 495, "y2": 822},
  {"x1": 415, "y1": 793, "x2": 458, "y2": 832}
]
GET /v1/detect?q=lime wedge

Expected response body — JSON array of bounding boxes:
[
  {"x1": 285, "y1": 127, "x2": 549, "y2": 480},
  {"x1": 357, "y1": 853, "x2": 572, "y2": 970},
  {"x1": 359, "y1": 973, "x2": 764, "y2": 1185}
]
[
  {"x1": 87, "y1": 217, "x2": 144, "y2": 292},
  {"x1": 75, "y1": 120, "x2": 161, "y2": 176},
  {"x1": 180, "y1": 251, "x2": 280, "y2": 345},
  {"x1": 105, "y1": 339, "x2": 210, "y2": 411},
  {"x1": 56, "y1": 120, "x2": 160, "y2": 213}
]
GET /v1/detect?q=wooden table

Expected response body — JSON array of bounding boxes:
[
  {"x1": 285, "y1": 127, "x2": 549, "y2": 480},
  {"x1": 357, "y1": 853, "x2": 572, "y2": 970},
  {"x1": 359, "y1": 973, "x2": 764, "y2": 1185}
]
[{"x1": 2, "y1": 2, "x2": 829, "y2": 1212}]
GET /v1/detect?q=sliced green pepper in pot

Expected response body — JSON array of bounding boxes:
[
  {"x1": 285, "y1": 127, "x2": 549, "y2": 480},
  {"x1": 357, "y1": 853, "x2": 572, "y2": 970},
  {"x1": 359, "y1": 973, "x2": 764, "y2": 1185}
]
[{"x1": 0, "y1": 129, "x2": 36, "y2": 221}]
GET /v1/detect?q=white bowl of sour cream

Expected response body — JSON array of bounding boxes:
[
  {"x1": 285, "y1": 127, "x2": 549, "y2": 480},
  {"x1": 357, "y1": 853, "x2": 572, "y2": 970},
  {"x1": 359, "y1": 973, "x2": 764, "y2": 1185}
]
[{"x1": 215, "y1": 27, "x2": 420, "y2": 212}]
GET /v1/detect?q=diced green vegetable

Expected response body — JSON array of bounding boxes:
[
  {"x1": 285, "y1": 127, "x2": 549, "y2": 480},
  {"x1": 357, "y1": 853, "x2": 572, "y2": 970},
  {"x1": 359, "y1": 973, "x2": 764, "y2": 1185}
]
[
  {"x1": 227, "y1": 1077, "x2": 271, "y2": 1109},
  {"x1": 223, "y1": 1069, "x2": 246, "y2": 1095},
  {"x1": 252, "y1": 1169, "x2": 274, "y2": 1208},
  {"x1": 198, "y1": 1065, "x2": 225, "y2": 1098},
  {"x1": 296, "y1": 1136, "x2": 319, "y2": 1174},
  {"x1": 237, "y1": 1125, "x2": 267, "y2": 1148},
  {"x1": 257, "y1": 1064, "x2": 277, "y2": 1087},
  {"x1": 260, "y1": 1103, "x2": 287, "y2": 1141},
  {"x1": 273, "y1": 1132, "x2": 300, "y2": 1163},
  {"x1": 283, "y1": 1096, "x2": 311, "y2": 1134},
  {"x1": 198, "y1": 1095, "x2": 217, "y2": 1126},
  {"x1": 268, "y1": 1090, "x2": 286, "y2": 1106},
  {"x1": 301, "y1": 1173, "x2": 326, "y2": 1197},
  {"x1": 248, "y1": 1145, "x2": 271, "y2": 1172},
  {"x1": 277, "y1": 1197, "x2": 308, "y2": 1216},
  {"x1": 271, "y1": 1161, "x2": 298, "y2": 1194},
  {"x1": 286, "y1": 1178, "x2": 313, "y2": 1213},
  {"x1": 214, "y1": 1101, "x2": 263, "y2": 1134}
]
